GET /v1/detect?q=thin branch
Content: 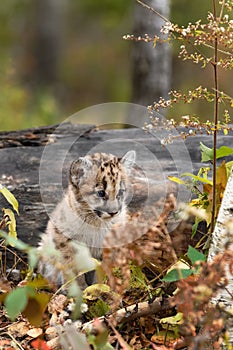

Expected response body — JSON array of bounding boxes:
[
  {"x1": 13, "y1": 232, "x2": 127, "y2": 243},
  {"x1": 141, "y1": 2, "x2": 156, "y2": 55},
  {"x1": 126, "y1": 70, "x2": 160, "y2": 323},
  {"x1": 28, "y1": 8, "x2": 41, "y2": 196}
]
[
  {"x1": 202, "y1": 42, "x2": 232, "y2": 56},
  {"x1": 136, "y1": 0, "x2": 170, "y2": 23},
  {"x1": 213, "y1": 88, "x2": 233, "y2": 100},
  {"x1": 186, "y1": 39, "x2": 214, "y2": 67},
  {"x1": 136, "y1": 1, "x2": 213, "y2": 67},
  {"x1": 210, "y1": 0, "x2": 219, "y2": 233},
  {"x1": 219, "y1": 0, "x2": 225, "y2": 21},
  {"x1": 106, "y1": 319, "x2": 132, "y2": 349},
  {"x1": 0, "y1": 332, "x2": 25, "y2": 350},
  {"x1": 82, "y1": 298, "x2": 164, "y2": 331}
]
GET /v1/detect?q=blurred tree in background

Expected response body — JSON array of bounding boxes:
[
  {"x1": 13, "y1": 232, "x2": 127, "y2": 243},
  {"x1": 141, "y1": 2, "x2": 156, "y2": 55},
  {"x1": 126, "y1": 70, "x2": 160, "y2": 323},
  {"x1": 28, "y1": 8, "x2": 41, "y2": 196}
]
[
  {"x1": 0, "y1": 0, "x2": 232, "y2": 130},
  {"x1": 132, "y1": 0, "x2": 171, "y2": 106}
]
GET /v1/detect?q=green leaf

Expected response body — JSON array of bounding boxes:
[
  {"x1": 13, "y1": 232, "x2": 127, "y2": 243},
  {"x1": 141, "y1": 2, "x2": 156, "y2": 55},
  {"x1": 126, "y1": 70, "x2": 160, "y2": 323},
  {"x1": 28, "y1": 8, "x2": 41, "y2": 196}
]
[
  {"x1": 2, "y1": 208, "x2": 17, "y2": 243},
  {"x1": 28, "y1": 248, "x2": 38, "y2": 269},
  {"x1": 5, "y1": 287, "x2": 28, "y2": 320},
  {"x1": 0, "y1": 186, "x2": 19, "y2": 214},
  {"x1": 92, "y1": 328, "x2": 109, "y2": 350},
  {"x1": 88, "y1": 334, "x2": 115, "y2": 350},
  {"x1": 226, "y1": 161, "x2": 233, "y2": 177},
  {"x1": 23, "y1": 292, "x2": 50, "y2": 326},
  {"x1": 168, "y1": 176, "x2": 186, "y2": 185},
  {"x1": 191, "y1": 222, "x2": 199, "y2": 237},
  {"x1": 130, "y1": 264, "x2": 148, "y2": 290},
  {"x1": 181, "y1": 172, "x2": 213, "y2": 185},
  {"x1": 197, "y1": 166, "x2": 210, "y2": 179},
  {"x1": 83, "y1": 284, "x2": 111, "y2": 301},
  {"x1": 187, "y1": 245, "x2": 206, "y2": 265},
  {"x1": 101, "y1": 344, "x2": 115, "y2": 350},
  {"x1": 0, "y1": 230, "x2": 29, "y2": 251},
  {"x1": 200, "y1": 142, "x2": 233, "y2": 162},
  {"x1": 26, "y1": 277, "x2": 50, "y2": 289},
  {"x1": 162, "y1": 268, "x2": 193, "y2": 282},
  {"x1": 194, "y1": 30, "x2": 205, "y2": 36},
  {"x1": 89, "y1": 299, "x2": 110, "y2": 318},
  {"x1": 159, "y1": 312, "x2": 183, "y2": 339},
  {"x1": 200, "y1": 142, "x2": 213, "y2": 162},
  {"x1": 216, "y1": 146, "x2": 233, "y2": 159},
  {"x1": 160, "y1": 312, "x2": 183, "y2": 327}
]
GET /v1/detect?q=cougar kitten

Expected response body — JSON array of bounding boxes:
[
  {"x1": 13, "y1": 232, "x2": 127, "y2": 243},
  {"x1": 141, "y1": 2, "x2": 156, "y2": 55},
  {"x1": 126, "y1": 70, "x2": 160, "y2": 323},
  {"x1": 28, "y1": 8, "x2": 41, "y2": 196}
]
[{"x1": 38, "y1": 150, "x2": 136, "y2": 286}]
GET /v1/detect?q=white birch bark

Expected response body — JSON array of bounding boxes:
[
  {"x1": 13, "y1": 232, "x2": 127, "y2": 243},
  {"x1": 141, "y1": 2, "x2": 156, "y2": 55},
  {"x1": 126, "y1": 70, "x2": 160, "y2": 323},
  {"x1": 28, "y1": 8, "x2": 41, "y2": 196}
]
[{"x1": 208, "y1": 165, "x2": 233, "y2": 346}]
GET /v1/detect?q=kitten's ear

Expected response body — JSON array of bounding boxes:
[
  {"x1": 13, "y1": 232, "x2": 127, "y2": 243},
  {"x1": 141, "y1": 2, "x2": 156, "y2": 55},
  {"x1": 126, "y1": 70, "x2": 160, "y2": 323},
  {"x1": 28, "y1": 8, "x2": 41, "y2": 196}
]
[
  {"x1": 70, "y1": 157, "x2": 92, "y2": 186},
  {"x1": 120, "y1": 150, "x2": 136, "y2": 171}
]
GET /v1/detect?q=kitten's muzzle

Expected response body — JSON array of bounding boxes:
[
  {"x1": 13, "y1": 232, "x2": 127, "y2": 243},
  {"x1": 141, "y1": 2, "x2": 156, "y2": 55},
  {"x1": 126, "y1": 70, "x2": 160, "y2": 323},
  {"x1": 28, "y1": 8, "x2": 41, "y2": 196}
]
[{"x1": 94, "y1": 209, "x2": 119, "y2": 219}]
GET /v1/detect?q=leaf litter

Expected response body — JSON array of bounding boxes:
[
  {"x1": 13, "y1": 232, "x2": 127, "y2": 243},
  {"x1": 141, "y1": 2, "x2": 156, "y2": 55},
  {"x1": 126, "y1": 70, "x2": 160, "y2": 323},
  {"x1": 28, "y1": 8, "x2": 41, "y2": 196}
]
[{"x1": 0, "y1": 191, "x2": 219, "y2": 349}]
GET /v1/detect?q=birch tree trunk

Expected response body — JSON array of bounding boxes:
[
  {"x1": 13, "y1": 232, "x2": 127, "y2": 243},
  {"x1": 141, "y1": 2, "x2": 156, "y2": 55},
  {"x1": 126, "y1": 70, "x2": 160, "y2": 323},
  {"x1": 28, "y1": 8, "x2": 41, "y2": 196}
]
[
  {"x1": 132, "y1": 0, "x2": 171, "y2": 106},
  {"x1": 208, "y1": 165, "x2": 233, "y2": 347}
]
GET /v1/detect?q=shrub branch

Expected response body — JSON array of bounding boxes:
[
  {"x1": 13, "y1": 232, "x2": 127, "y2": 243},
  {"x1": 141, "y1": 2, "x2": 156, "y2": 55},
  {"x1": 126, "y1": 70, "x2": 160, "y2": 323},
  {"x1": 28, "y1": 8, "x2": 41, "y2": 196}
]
[{"x1": 211, "y1": 0, "x2": 220, "y2": 233}]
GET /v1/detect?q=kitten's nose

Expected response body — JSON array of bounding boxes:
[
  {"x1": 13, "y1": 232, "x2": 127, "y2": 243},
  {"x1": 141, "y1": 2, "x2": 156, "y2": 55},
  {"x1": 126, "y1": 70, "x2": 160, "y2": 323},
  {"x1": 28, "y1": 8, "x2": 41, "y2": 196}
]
[{"x1": 109, "y1": 212, "x2": 118, "y2": 217}]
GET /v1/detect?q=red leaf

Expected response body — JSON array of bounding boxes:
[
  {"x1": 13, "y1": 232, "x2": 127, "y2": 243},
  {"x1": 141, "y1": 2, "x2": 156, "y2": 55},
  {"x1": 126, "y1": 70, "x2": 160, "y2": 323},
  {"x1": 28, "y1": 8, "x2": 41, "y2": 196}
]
[{"x1": 31, "y1": 338, "x2": 51, "y2": 350}]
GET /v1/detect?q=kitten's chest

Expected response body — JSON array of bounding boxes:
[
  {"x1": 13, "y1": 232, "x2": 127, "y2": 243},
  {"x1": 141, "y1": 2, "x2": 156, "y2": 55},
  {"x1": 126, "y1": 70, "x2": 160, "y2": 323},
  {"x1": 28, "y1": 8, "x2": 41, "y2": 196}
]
[{"x1": 53, "y1": 208, "x2": 109, "y2": 257}]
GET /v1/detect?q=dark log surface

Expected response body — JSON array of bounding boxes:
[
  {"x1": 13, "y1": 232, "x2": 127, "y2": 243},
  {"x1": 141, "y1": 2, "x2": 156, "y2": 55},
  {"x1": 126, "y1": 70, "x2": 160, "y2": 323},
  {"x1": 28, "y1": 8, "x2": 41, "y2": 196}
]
[{"x1": 0, "y1": 123, "x2": 232, "y2": 249}]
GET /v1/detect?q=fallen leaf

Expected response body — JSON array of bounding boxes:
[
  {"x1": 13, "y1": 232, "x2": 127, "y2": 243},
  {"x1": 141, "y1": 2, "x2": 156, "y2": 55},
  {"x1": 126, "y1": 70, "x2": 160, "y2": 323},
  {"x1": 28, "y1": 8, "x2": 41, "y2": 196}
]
[
  {"x1": 8, "y1": 321, "x2": 30, "y2": 337},
  {"x1": 0, "y1": 277, "x2": 13, "y2": 293},
  {"x1": 48, "y1": 294, "x2": 67, "y2": 314},
  {"x1": 0, "y1": 339, "x2": 15, "y2": 350},
  {"x1": 45, "y1": 326, "x2": 58, "y2": 340},
  {"x1": 151, "y1": 330, "x2": 177, "y2": 345},
  {"x1": 27, "y1": 327, "x2": 43, "y2": 338},
  {"x1": 31, "y1": 338, "x2": 52, "y2": 350},
  {"x1": 23, "y1": 293, "x2": 50, "y2": 326},
  {"x1": 47, "y1": 336, "x2": 60, "y2": 350}
]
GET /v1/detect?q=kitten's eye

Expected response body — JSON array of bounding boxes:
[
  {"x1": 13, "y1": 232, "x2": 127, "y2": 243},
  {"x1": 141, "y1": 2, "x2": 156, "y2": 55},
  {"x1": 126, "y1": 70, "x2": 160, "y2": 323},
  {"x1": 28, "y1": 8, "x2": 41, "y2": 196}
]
[
  {"x1": 118, "y1": 189, "x2": 125, "y2": 197},
  {"x1": 97, "y1": 190, "x2": 106, "y2": 198}
]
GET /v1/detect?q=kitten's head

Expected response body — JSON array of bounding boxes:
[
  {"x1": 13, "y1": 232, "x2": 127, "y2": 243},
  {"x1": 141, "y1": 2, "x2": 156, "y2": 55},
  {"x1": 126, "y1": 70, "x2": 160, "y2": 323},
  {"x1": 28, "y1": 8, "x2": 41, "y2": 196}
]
[{"x1": 70, "y1": 151, "x2": 136, "y2": 220}]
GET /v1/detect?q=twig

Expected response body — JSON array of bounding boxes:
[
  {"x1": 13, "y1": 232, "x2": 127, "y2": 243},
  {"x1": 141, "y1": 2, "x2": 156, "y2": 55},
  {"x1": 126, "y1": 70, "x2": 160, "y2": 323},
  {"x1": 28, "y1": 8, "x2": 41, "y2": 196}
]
[
  {"x1": 202, "y1": 42, "x2": 232, "y2": 56},
  {"x1": 136, "y1": 0, "x2": 170, "y2": 23},
  {"x1": 0, "y1": 332, "x2": 24, "y2": 350},
  {"x1": 219, "y1": 0, "x2": 225, "y2": 21},
  {"x1": 210, "y1": 0, "x2": 219, "y2": 234},
  {"x1": 106, "y1": 319, "x2": 132, "y2": 350},
  {"x1": 82, "y1": 297, "x2": 164, "y2": 331},
  {"x1": 136, "y1": 0, "x2": 212, "y2": 67},
  {"x1": 0, "y1": 241, "x2": 28, "y2": 267}
]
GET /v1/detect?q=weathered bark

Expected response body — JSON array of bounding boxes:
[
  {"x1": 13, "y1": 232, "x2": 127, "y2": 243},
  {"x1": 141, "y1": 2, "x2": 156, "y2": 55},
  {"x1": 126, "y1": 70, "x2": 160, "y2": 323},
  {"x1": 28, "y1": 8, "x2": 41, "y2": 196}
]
[
  {"x1": 0, "y1": 124, "x2": 232, "y2": 246},
  {"x1": 0, "y1": 123, "x2": 232, "y2": 273},
  {"x1": 208, "y1": 166, "x2": 233, "y2": 347},
  {"x1": 132, "y1": 0, "x2": 171, "y2": 106}
]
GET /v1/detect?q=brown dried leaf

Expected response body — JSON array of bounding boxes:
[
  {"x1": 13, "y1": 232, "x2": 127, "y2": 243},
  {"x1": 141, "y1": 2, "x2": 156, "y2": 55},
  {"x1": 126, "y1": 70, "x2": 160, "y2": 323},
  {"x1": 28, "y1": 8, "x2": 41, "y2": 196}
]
[
  {"x1": 48, "y1": 294, "x2": 67, "y2": 315},
  {"x1": 0, "y1": 277, "x2": 13, "y2": 293},
  {"x1": 8, "y1": 321, "x2": 30, "y2": 337},
  {"x1": 27, "y1": 327, "x2": 43, "y2": 338},
  {"x1": 102, "y1": 194, "x2": 177, "y2": 295},
  {"x1": 0, "y1": 339, "x2": 15, "y2": 350},
  {"x1": 45, "y1": 326, "x2": 58, "y2": 340}
]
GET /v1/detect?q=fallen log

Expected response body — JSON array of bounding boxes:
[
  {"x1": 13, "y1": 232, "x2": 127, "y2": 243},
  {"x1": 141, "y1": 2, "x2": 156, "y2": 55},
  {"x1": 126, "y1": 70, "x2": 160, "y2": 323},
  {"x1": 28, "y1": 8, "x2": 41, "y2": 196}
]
[{"x1": 0, "y1": 123, "x2": 232, "y2": 260}]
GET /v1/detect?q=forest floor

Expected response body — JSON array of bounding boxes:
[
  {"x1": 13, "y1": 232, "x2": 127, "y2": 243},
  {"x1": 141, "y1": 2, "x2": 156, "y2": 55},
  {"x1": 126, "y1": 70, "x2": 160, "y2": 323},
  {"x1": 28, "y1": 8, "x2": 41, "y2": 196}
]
[
  {"x1": 0, "y1": 125, "x2": 226, "y2": 349},
  {"x1": 0, "y1": 194, "x2": 200, "y2": 350}
]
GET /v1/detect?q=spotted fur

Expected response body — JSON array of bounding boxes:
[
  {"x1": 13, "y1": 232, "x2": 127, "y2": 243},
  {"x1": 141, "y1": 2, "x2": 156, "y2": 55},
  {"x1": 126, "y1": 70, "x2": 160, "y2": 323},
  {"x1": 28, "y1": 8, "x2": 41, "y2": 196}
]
[{"x1": 38, "y1": 150, "x2": 136, "y2": 286}]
